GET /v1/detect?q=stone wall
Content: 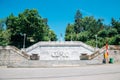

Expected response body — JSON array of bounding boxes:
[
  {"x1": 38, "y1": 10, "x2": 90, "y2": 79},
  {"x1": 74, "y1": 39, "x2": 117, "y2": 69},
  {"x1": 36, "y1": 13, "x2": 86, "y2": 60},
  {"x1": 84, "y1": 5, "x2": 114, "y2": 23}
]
[
  {"x1": 26, "y1": 41, "x2": 95, "y2": 60},
  {"x1": 0, "y1": 45, "x2": 120, "y2": 68},
  {"x1": 91, "y1": 46, "x2": 120, "y2": 63},
  {"x1": 0, "y1": 46, "x2": 29, "y2": 67}
]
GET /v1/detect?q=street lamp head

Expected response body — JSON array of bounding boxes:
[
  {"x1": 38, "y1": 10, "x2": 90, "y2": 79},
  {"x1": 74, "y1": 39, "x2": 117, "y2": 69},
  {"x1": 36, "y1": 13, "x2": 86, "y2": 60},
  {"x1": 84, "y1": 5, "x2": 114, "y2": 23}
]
[
  {"x1": 95, "y1": 35, "x2": 97, "y2": 37},
  {"x1": 24, "y1": 33, "x2": 26, "y2": 36},
  {"x1": 23, "y1": 33, "x2": 26, "y2": 50}
]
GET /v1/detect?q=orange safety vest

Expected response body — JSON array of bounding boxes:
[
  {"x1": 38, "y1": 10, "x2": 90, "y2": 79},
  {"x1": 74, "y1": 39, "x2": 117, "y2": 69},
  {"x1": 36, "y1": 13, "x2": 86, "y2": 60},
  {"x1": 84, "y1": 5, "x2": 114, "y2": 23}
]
[{"x1": 104, "y1": 52, "x2": 108, "y2": 59}]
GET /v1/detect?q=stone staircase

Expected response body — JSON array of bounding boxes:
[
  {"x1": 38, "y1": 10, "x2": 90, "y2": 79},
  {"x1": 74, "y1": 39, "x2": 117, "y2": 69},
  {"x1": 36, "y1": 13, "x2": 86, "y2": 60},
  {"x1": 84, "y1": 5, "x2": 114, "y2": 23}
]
[
  {"x1": 89, "y1": 46, "x2": 106, "y2": 60},
  {"x1": 80, "y1": 45, "x2": 120, "y2": 65},
  {"x1": 11, "y1": 46, "x2": 30, "y2": 59},
  {"x1": 0, "y1": 46, "x2": 30, "y2": 67},
  {"x1": 81, "y1": 45, "x2": 120, "y2": 60},
  {"x1": 84, "y1": 45, "x2": 120, "y2": 64},
  {"x1": 0, "y1": 45, "x2": 120, "y2": 68},
  {"x1": 89, "y1": 45, "x2": 120, "y2": 60}
]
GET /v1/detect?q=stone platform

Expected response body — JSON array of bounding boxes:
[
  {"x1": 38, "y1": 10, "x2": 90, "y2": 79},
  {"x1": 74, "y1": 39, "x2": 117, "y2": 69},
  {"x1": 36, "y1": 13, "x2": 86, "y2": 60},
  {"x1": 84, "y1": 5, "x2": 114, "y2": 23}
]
[
  {"x1": 0, "y1": 42, "x2": 120, "y2": 68},
  {"x1": 26, "y1": 41, "x2": 95, "y2": 60}
]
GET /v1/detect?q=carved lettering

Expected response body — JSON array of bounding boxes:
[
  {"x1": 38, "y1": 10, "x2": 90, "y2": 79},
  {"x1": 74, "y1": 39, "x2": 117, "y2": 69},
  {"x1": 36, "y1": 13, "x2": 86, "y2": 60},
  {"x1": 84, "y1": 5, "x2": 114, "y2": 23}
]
[{"x1": 51, "y1": 51, "x2": 69, "y2": 58}]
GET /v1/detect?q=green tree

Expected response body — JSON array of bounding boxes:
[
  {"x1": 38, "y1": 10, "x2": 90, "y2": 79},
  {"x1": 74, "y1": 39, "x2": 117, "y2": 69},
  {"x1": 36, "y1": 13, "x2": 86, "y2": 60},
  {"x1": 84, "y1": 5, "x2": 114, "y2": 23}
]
[
  {"x1": 108, "y1": 34, "x2": 120, "y2": 45},
  {"x1": 65, "y1": 23, "x2": 75, "y2": 41},
  {"x1": 0, "y1": 19, "x2": 11, "y2": 46},
  {"x1": 97, "y1": 29, "x2": 108, "y2": 38},
  {"x1": 77, "y1": 31, "x2": 90, "y2": 42},
  {"x1": 111, "y1": 18, "x2": 120, "y2": 34},
  {"x1": 108, "y1": 28, "x2": 118, "y2": 37},
  {"x1": 49, "y1": 30, "x2": 57, "y2": 41},
  {"x1": 6, "y1": 9, "x2": 57, "y2": 48},
  {"x1": 74, "y1": 10, "x2": 83, "y2": 33},
  {"x1": 82, "y1": 16, "x2": 103, "y2": 35},
  {"x1": 0, "y1": 29, "x2": 11, "y2": 46},
  {"x1": 65, "y1": 9, "x2": 120, "y2": 48}
]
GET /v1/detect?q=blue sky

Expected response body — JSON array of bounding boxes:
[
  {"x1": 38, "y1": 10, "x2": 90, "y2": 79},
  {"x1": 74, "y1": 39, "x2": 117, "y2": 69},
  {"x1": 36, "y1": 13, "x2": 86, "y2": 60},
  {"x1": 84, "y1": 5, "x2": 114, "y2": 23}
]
[{"x1": 0, "y1": 0, "x2": 120, "y2": 39}]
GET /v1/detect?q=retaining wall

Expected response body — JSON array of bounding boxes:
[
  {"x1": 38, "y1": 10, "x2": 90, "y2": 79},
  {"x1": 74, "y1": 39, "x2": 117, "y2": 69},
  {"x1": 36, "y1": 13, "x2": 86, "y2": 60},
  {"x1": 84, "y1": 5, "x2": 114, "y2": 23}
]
[
  {"x1": 0, "y1": 46, "x2": 120, "y2": 68},
  {"x1": 0, "y1": 46, "x2": 29, "y2": 67}
]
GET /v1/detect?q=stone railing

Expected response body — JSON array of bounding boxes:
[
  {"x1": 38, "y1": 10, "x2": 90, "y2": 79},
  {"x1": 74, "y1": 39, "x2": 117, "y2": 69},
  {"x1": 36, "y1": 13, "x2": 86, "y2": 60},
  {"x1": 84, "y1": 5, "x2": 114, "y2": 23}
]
[
  {"x1": 81, "y1": 45, "x2": 120, "y2": 60},
  {"x1": 109, "y1": 45, "x2": 120, "y2": 50},
  {"x1": 89, "y1": 46, "x2": 106, "y2": 59},
  {"x1": 0, "y1": 46, "x2": 30, "y2": 59},
  {"x1": 11, "y1": 46, "x2": 30, "y2": 59},
  {"x1": 80, "y1": 46, "x2": 105, "y2": 60},
  {"x1": 26, "y1": 41, "x2": 95, "y2": 52}
]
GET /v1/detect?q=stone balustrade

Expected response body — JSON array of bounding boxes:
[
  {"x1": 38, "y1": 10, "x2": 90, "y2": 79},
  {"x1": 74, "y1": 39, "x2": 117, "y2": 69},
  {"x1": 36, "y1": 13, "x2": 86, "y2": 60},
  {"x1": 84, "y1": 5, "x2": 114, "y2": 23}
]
[
  {"x1": 0, "y1": 44, "x2": 120, "y2": 68},
  {"x1": 26, "y1": 41, "x2": 95, "y2": 60},
  {"x1": 26, "y1": 41, "x2": 95, "y2": 52}
]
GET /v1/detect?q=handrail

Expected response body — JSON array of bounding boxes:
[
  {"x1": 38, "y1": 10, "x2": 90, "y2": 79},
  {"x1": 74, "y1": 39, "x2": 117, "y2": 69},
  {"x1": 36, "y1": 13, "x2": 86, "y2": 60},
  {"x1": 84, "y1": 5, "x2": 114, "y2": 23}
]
[
  {"x1": 0, "y1": 46, "x2": 30, "y2": 59},
  {"x1": 88, "y1": 45, "x2": 120, "y2": 60},
  {"x1": 25, "y1": 41, "x2": 95, "y2": 52},
  {"x1": 88, "y1": 46, "x2": 106, "y2": 60},
  {"x1": 11, "y1": 46, "x2": 30, "y2": 59}
]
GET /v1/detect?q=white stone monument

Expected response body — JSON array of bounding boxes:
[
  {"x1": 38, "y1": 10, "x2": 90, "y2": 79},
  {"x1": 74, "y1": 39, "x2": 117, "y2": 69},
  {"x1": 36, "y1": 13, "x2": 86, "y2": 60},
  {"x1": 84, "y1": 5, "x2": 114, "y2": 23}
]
[{"x1": 26, "y1": 41, "x2": 94, "y2": 60}]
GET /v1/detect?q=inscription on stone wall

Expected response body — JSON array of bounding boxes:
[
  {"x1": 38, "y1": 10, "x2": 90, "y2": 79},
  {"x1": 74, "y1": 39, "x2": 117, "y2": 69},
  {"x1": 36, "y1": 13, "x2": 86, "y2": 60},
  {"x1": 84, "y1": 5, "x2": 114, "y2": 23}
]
[
  {"x1": 27, "y1": 44, "x2": 94, "y2": 60},
  {"x1": 51, "y1": 51, "x2": 69, "y2": 58}
]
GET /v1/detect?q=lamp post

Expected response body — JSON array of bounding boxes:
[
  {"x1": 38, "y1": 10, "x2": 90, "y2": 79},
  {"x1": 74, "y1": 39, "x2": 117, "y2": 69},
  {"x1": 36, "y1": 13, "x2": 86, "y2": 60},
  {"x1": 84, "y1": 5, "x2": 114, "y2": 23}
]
[
  {"x1": 49, "y1": 31, "x2": 51, "y2": 42},
  {"x1": 23, "y1": 33, "x2": 26, "y2": 49},
  {"x1": 60, "y1": 33, "x2": 63, "y2": 42},
  {"x1": 95, "y1": 35, "x2": 97, "y2": 51},
  {"x1": 71, "y1": 32, "x2": 72, "y2": 41}
]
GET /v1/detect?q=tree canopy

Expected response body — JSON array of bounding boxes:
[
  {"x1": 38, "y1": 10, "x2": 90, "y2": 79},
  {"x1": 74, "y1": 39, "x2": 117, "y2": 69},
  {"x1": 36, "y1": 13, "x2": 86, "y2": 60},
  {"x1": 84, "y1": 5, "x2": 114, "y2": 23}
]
[
  {"x1": 0, "y1": 9, "x2": 57, "y2": 48},
  {"x1": 65, "y1": 10, "x2": 120, "y2": 48},
  {"x1": 0, "y1": 9, "x2": 120, "y2": 48}
]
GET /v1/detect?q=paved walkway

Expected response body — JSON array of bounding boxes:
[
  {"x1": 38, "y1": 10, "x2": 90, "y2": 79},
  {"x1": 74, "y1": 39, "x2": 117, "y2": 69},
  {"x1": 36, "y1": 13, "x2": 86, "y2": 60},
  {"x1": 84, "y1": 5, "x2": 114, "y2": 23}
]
[{"x1": 0, "y1": 64, "x2": 120, "y2": 80}]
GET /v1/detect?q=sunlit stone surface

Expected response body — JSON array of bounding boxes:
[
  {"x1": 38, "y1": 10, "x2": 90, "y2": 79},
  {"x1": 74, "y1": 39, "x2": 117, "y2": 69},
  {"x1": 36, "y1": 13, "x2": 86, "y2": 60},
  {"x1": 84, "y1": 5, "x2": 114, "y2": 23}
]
[{"x1": 26, "y1": 41, "x2": 95, "y2": 60}]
